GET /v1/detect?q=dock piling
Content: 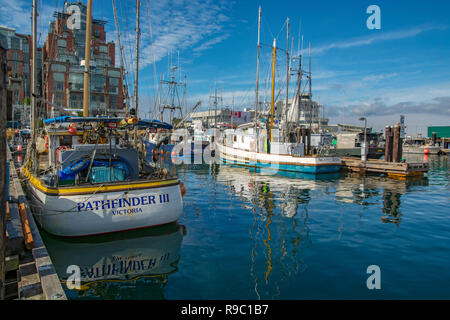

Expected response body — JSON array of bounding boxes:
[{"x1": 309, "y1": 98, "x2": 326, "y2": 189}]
[{"x1": 385, "y1": 126, "x2": 393, "y2": 162}]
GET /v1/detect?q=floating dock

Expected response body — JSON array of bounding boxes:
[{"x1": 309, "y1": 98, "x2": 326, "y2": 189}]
[
  {"x1": 2, "y1": 150, "x2": 66, "y2": 300},
  {"x1": 340, "y1": 156, "x2": 428, "y2": 178}
]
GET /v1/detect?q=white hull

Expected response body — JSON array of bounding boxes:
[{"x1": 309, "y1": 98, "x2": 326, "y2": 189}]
[
  {"x1": 403, "y1": 145, "x2": 441, "y2": 154},
  {"x1": 216, "y1": 142, "x2": 341, "y2": 174},
  {"x1": 26, "y1": 179, "x2": 183, "y2": 237}
]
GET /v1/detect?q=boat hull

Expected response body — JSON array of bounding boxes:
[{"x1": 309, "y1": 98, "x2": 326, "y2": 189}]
[
  {"x1": 402, "y1": 145, "x2": 441, "y2": 154},
  {"x1": 24, "y1": 171, "x2": 183, "y2": 237},
  {"x1": 217, "y1": 143, "x2": 341, "y2": 174}
]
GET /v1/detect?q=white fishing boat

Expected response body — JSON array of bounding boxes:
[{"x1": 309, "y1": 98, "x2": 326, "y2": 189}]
[
  {"x1": 22, "y1": 117, "x2": 184, "y2": 237},
  {"x1": 21, "y1": 0, "x2": 184, "y2": 237},
  {"x1": 216, "y1": 126, "x2": 341, "y2": 174},
  {"x1": 216, "y1": 8, "x2": 341, "y2": 174}
]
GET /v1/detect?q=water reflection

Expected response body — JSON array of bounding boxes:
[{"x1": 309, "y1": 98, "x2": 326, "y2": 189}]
[
  {"x1": 216, "y1": 166, "x2": 328, "y2": 299},
  {"x1": 336, "y1": 173, "x2": 429, "y2": 225},
  {"x1": 214, "y1": 163, "x2": 429, "y2": 298},
  {"x1": 42, "y1": 223, "x2": 184, "y2": 299}
]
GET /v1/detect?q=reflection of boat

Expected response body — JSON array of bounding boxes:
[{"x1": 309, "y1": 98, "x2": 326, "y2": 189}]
[
  {"x1": 216, "y1": 165, "x2": 336, "y2": 218},
  {"x1": 42, "y1": 223, "x2": 184, "y2": 299},
  {"x1": 403, "y1": 137, "x2": 441, "y2": 155},
  {"x1": 216, "y1": 164, "x2": 313, "y2": 298}
]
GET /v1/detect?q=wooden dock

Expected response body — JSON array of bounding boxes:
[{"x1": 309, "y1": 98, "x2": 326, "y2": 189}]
[
  {"x1": 340, "y1": 156, "x2": 428, "y2": 178},
  {"x1": 2, "y1": 150, "x2": 67, "y2": 300}
]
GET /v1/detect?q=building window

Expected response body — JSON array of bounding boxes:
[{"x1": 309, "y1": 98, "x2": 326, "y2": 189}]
[
  {"x1": 52, "y1": 64, "x2": 66, "y2": 72},
  {"x1": 10, "y1": 37, "x2": 20, "y2": 50},
  {"x1": 109, "y1": 77, "x2": 119, "y2": 86},
  {"x1": 53, "y1": 72, "x2": 65, "y2": 81},
  {"x1": 57, "y1": 39, "x2": 67, "y2": 47},
  {"x1": 53, "y1": 81, "x2": 64, "y2": 91},
  {"x1": 107, "y1": 69, "x2": 120, "y2": 77},
  {"x1": 108, "y1": 86, "x2": 118, "y2": 94}
]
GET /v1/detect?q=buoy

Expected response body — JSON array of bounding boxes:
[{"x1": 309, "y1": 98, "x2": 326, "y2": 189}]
[
  {"x1": 68, "y1": 126, "x2": 77, "y2": 135},
  {"x1": 424, "y1": 148, "x2": 430, "y2": 154}
]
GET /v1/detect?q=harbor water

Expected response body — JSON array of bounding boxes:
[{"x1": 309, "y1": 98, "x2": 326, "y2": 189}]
[{"x1": 37, "y1": 154, "x2": 449, "y2": 299}]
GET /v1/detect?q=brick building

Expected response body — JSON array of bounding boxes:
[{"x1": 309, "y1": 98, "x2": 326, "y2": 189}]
[
  {"x1": 44, "y1": 1, "x2": 125, "y2": 117},
  {"x1": 0, "y1": 25, "x2": 43, "y2": 126}
]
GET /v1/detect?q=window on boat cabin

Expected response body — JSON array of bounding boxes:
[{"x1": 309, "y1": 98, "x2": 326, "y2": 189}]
[
  {"x1": 59, "y1": 135, "x2": 72, "y2": 147},
  {"x1": 233, "y1": 135, "x2": 236, "y2": 142},
  {"x1": 242, "y1": 136, "x2": 244, "y2": 143}
]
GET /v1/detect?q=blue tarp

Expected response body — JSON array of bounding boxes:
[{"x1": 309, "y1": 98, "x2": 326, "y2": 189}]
[
  {"x1": 43, "y1": 116, "x2": 173, "y2": 129},
  {"x1": 43, "y1": 116, "x2": 123, "y2": 124},
  {"x1": 137, "y1": 119, "x2": 173, "y2": 130},
  {"x1": 58, "y1": 158, "x2": 131, "y2": 181}
]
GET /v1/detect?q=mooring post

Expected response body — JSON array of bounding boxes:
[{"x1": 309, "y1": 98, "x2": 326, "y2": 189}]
[
  {"x1": 385, "y1": 126, "x2": 393, "y2": 162},
  {"x1": 398, "y1": 124, "x2": 403, "y2": 161},
  {"x1": 393, "y1": 125, "x2": 401, "y2": 162}
]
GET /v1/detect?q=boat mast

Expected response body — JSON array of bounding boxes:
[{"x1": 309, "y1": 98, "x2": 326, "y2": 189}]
[
  {"x1": 31, "y1": 0, "x2": 37, "y2": 138},
  {"x1": 254, "y1": 7, "x2": 261, "y2": 149},
  {"x1": 112, "y1": 0, "x2": 128, "y2": 117},
  {"x1": 297, "y1": 35, "x2": 303, "y2": 127},
  {"x1": 134, "y1": 0, "x2": 140, "y2": 117},
  {"x1": 308, "y1": 41, "x2": 312, "y2": 132},
  {"x1": 269, "y1": 38, "x2": 276, "y2": 142},
  {"x1": 284, "y1": 18, "x2": 290, "y2": 142},
  {"x1": 27, "y1": 0, "x2": 38, "y2": 172},
  {"x1": 82, "y1": 0, "x2": 93, "y2": 117}
]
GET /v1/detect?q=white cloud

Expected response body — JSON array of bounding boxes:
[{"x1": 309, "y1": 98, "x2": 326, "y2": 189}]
[{"x1": 311, "y1": 24, "x2": 447, "y2": 55}]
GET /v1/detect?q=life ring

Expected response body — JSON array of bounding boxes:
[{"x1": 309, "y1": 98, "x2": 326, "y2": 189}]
[{"x1": 44, "y1": 135, "x2": 49, "y2": 150}]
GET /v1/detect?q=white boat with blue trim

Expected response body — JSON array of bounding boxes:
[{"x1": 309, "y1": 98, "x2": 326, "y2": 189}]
[
  {"x1": 22, "y1": 117, "x2": 185, "y2": 237},
  {"x1": 216, "y1": 126, "x2": 341, "y2": 174}
]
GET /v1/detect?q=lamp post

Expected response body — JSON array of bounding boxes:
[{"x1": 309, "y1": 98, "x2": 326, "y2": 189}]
[{"x1": 359, "y1": 117, "x2": 367, "y2": 162}]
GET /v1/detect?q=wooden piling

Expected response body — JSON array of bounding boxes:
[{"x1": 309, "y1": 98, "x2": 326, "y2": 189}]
[
  {"x1": 385, "y1": 126, "x2": 393, "y2": 162},
  {"x1": 393, "y1": 125, "x2": 401, "y2": 163}
]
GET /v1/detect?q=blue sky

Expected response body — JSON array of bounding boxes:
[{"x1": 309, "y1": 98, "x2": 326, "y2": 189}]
[{"x1": 1, "y1": 0, "x2": 449, "y2": 135}]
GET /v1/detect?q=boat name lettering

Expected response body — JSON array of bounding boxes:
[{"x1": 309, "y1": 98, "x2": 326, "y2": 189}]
[{"x1": 77, "y1": 194, "x2": 169, "y2": 212}]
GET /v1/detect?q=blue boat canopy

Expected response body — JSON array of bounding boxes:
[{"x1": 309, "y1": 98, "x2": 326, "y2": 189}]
[
  {"x1": 43, "y1": 116, "x2": 173, "y2": 129},
  {"x1": 138, "y1": 119, "x2": 173, "y2": 130}
]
